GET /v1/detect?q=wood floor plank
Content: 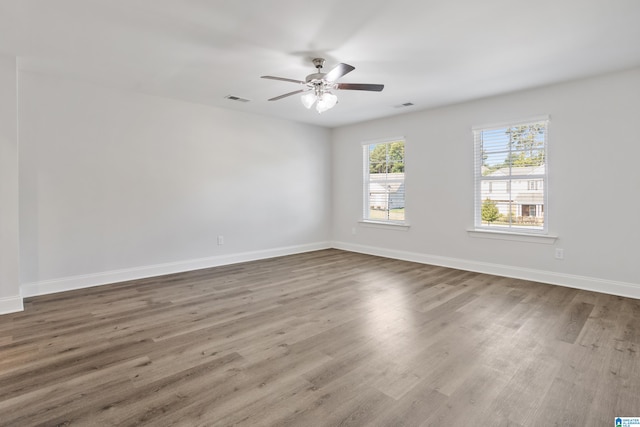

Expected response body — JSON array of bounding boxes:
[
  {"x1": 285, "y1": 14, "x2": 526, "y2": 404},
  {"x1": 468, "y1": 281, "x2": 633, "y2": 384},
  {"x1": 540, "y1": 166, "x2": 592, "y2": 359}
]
[
  {"x1": 555, "y1": 300, "x2": 595, "y2": 344},
  {"x1": 0, "y1": 249, "x2": 638, "y2": 426},
  {"x1": 372, "y1": 383, "x2": 448, "y2": 427},
  {"x1": 421, "y1": 364, "x2": 513, "y2": 426}
]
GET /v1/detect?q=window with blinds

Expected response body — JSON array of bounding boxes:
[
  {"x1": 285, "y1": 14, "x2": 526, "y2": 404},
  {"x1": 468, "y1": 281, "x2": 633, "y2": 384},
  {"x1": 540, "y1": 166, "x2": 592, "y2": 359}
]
[
  {"x1": 363, "y1": 139, "x2": 406, "y2": 223},
  {"x1": 474, "y1": 118, "x2": 548, "y2": 233}
]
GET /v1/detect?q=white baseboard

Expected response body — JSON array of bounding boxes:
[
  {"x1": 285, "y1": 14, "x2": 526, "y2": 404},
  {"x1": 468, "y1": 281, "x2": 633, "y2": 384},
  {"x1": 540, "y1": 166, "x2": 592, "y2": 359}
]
[
  {"x1": 0, "y1": 294, "x2": 24, "y2": 314},
  {"x1": 18, "y1": 240, "x2": 640, "y2": 301},
  {"x1": 332, "y1": 241, "x2": 640, "y2": 300},
  {"x1": 21, "y1": 241, "x2": 331, "y2": 298}
]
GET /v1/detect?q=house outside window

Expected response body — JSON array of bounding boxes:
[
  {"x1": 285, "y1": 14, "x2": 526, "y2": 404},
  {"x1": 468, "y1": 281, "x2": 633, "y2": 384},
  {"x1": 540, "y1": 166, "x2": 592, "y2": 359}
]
[
  {"x1": 363, "y1": 139, "x2": 405, "y2": 223},
  {"x1": 474, "y1": 117, "x2": 548, "y2": 233}
]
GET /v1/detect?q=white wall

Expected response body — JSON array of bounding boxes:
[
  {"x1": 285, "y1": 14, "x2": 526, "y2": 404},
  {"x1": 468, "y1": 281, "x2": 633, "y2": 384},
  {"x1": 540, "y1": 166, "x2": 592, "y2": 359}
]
[
  {"x1": 19, "y1": 71, "x2": 331, "y2": 296},
  {"x1": 332, "y1": 68, "x2": 640, "y2": 298},
  {"x1": 11, "y1": 66, "x2": 640, "y2": 304},
  {"x1": 0, "y1": 54, "x2": 22, "y2": 313}
]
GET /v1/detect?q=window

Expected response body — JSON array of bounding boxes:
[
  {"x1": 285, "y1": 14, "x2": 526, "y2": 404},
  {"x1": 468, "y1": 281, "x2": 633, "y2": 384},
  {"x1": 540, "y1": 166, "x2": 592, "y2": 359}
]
[
  {"x1": 363, "y1": 139, "x2": 405, "y2": 223},
  {"x1": 522, "y1": 205, "x2": 537, "y2": 217},
  {"x1": 474, "y1": 117, "x2": 548, "y2": 233}
]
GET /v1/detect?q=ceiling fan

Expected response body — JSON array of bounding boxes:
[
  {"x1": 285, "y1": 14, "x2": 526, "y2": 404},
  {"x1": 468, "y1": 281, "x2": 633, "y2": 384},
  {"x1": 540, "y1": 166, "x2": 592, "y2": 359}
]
[{"x1": 261, "y1": 58, "x2": 384, "y2": 113}]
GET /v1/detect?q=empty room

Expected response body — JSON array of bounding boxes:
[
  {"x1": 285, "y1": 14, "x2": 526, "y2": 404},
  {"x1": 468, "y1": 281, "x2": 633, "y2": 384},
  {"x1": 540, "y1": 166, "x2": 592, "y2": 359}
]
[{"x1": 1, "y1": 1, "x2": 640, "y2": 425}]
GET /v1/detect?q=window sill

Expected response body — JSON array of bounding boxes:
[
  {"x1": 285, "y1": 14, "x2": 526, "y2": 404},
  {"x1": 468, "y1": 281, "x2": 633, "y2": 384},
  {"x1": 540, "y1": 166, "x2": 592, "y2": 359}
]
[
  {"x1": 359, "y1": 220, "x2": 410, "y2": 231},
  {"x1": 467, "y1": 229, "x2": 557, "y2": 244}
]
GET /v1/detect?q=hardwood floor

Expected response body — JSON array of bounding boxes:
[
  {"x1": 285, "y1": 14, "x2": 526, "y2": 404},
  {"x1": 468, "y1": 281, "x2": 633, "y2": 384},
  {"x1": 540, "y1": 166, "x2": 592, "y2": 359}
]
[{"x1": 0, "y1": 249, "x2": 638, "y2": 426}]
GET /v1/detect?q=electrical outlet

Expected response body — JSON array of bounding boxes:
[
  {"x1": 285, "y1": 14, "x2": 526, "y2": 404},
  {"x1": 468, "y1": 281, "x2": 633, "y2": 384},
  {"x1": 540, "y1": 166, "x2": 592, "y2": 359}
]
[
  {"x1": 217, "y1": 235, "x2": 224, "y2": 245},
  {"x1": 352, "y1": 227, "x2": 357, "y2": 235},
  {"x1": 555, "y1": 248, "x2": 564, "y2": 260}
]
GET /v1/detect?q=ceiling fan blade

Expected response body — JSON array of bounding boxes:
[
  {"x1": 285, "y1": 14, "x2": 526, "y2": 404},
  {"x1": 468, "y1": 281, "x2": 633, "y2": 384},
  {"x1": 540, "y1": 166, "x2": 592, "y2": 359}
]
[
  {"x1": 268, "y1": 89, "x2": 307, "y2": 101},
  {"x1": 336, "y1": 83, "x2": 384, "y2": 92},
  {"x1": 324, "y1": 63, "x2": 355, "y2": 82},
  {"x1": 261, "y1": 76, "x2": 306, "y2": 84}
]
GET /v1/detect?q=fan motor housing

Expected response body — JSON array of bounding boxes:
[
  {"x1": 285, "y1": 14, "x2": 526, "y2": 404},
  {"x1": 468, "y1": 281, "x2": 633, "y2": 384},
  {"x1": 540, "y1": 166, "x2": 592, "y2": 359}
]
[{"x1": 305, "y1": 73, "x2": 325, "y2": 83}]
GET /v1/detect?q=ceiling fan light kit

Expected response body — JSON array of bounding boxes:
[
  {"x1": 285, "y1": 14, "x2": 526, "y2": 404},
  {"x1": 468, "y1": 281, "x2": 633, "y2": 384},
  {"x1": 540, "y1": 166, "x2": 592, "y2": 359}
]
[
  {"x1": 315, "y1": 92, "x2": 338, "y2": 113},
  {"x1": 261, "y1": 58, "x2": 384, "y2": 114},
  {"x1": 301, "y1": 89, "x2": 338, "y2": 113}
]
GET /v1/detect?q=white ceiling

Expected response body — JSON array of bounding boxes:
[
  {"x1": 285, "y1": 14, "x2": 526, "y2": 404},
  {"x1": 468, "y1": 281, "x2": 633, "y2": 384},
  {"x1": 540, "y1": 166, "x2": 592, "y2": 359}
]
[{"x1": 2, "y1": 0, "x2": 640, "y2": 128}]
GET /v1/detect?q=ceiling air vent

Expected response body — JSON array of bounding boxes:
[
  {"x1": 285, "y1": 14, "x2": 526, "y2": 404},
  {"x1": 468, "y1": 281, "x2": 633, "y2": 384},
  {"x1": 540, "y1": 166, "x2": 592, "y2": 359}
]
[
  {"x1": 394, "y1": 102, "x2": 415, "y2": 108},
  {"x1": 224, "y1": 95, "x2": 251, "y2": 103}
]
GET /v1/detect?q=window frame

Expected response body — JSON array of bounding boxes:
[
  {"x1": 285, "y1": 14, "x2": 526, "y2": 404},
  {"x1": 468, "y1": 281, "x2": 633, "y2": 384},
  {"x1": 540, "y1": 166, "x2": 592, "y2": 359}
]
[
  {"x1": 473, "y1": 116, "x2": 549, "y2": 235},
  {"x1": 362, "y1": 137, "x2": 407, "y2": 225}
]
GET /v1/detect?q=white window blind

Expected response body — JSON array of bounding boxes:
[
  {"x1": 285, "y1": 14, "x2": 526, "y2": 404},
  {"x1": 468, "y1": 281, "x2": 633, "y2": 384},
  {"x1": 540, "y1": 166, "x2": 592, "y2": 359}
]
[
  {"x1": 363, "y1": 139, "x2": 406, "y2": 223},
  {"x1": 474, "y1": 118, "x2": 548, "y2": 233}
]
